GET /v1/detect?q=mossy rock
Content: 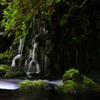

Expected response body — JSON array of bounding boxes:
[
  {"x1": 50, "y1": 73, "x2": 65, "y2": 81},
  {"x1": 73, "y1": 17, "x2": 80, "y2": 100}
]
[
  {"x1": 18, "y1": 80, "x2": 49, "y2": 90},
  {"x1": 0, "y1": 64, "x2": 10, "y2": 76},
  {"x1": 62, "y1": 68, "x2": 83, "y2": 83},
  {"x1": 15, "y1": 70, "x2": 26, "y2": 76},
  {"x1": 82, "y1": 75, "x2": 100, "y2": 92},
  {"x1": 4, "y1": 68, "x2": 15, "y2": 77},
  {"x1": 56, "y1": 68, "x2": 100, "y2": 94},
  {"x1": 0, "y1": 66, "x2": 6, "y2": 75},
  {"x1": 56, "y1": 80, "x2": 81, "y2": 94}
]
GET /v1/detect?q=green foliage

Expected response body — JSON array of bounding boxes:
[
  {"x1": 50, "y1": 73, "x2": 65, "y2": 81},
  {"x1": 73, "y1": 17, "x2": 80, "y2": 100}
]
[
  {"x1": 0, "y1": 53, "x2": 3, "y2": 59},
  {"x1": 0, "y1": 50, "x2": 16, "y2": 64},
  {"x1": 0, "y1": 64, "x2": 9, "y2": 69},
  {"x1": 0, "y1": 0, "x2": 86, "y2": 47},
  {"x1": 0, "y1": 0, "x2": 61, "y2": 43},
  {"x1": 18, "y1": 80, "x2": 49, "y2": 90},
  {"x1": 56, "y1": 0, "x2": 61, "y2": 3},
  {"x1": 0, "y1": 50, "x2": 15, "y2": 60}
]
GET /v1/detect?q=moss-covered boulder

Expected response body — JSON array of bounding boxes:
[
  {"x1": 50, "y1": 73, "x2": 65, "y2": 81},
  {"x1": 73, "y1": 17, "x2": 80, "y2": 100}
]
[
  {"x1": 4, "y1": 68, "x2": 15, "y2": 77},
  {"x1": 62, "y1": 68, "x2": 83, "y2": 83},
  {"x1": 56, "y1": 68, "x2": 100, "y2": 94},
  {"x1": 0, "y1": 64, "x2": 15, "y2": 77},
  {"x1": 15, "y1": 70, "x2": 26, "y2": 76},
  {"x1": 18, "y1": 80, "x2": 49, "y2": 90},
  {"x1": 0, "y1": 64, "x2": 10, "y2": 76},
  {"x1": 0, "y1": 66, "x2": 6, "y2": 75},
  {"x1": 0, "y1": 64, "x2": 26, "y2": 77}
]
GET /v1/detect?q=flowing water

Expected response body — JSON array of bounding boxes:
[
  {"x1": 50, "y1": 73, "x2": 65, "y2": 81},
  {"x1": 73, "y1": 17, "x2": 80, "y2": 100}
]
[
  {"x1": 0, "y1": 79, "x2": 100, "y2": 100},
  {"x1": 11, "y1": 38, "x2": 24, "y2": 67},
  {"x1": 24, "y1": 42, "x2": 40, "y2": 76},
  {"x1": 11, "y1": 54, "x2": 21, "y2": 67}
]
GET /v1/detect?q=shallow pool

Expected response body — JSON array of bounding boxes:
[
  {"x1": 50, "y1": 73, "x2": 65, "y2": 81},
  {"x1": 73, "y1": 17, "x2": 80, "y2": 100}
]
[{"x1": 0, "y1": 79, "x2": 100, "y2": 100}]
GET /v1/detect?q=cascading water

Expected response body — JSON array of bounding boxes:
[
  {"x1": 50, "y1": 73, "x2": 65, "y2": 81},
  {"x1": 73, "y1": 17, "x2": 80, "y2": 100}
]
[
  {"x1": 10, "y1": 20, "x2": 51, "y2": 77},
  {"x1": 18, "y1": 38, "x2": 24, "y2": 54},
  {"x1": 25, "y1": 42, "x2": 40, "y2": 77},
  {"x1": 11, "y1": 54, "x2": 21, "y2": 67},
  {"x1": 11, "y1": 38, "x2": 24, "y2": 67}
]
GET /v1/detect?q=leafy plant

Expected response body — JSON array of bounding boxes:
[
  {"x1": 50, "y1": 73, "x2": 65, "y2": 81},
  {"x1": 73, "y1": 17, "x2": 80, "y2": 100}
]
[{"x1": 0, "y1": 0, "x2": 61, "y2": 44}]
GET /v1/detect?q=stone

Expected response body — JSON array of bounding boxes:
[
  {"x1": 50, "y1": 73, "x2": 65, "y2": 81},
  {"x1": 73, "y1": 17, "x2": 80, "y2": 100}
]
[{"x1": 56, "y1": 68, "x2": 100, "y2": 94}]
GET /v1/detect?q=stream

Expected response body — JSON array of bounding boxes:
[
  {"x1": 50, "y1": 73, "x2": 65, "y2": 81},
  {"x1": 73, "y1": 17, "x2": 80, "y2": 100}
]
[{"x1": 0, "y1": 79, "x2": 100, "y2": 100}]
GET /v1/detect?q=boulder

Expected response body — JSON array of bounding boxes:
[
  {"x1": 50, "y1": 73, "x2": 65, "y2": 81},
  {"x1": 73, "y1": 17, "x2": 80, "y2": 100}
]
[
  {"x1": 18, "y1": 80, "x2": 49, "y2": 90},
  {"x1": 56, "y1": 68, "x2": 100, "y2": 94}
]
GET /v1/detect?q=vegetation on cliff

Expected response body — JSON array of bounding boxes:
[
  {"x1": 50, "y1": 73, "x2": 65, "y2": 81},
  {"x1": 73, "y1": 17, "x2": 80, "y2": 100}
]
[
  {"x1": 0, "y1": 64, "x2": 15, "y2": 77},
  {"x1": 0, "y1": 64, "x2": 26, "y2": 77},
  {"x1": 0, "y1": 0, "x2": 100, "y2": 78}
]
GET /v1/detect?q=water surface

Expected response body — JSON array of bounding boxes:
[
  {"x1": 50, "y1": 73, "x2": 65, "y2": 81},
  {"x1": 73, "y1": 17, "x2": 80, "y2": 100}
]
[
  {"x1": 0, "y1": 79, "x2": 100, "y2": 100},
  {"x1": 0, "y1": 89, "x2": 100, "y2": 100}
]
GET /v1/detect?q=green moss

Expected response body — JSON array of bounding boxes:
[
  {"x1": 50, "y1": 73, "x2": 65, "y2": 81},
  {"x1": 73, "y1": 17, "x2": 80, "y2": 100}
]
[
  {"x1": 0, "y1": 66, "x2": 5, "y2": 70},
  {"x1": 62, "y1": 68, "x2": 83, "y2": 82},
  {"x1": 82, "y1": 75, "x2": 100, "y2": 92},
  {"x1": 15, "y1": 70, "x2": 26, "y2": 76},
  {"x1": 0, "y1": 53, "x2": 3, "y2": 58},
  {"x1": 60, "y1": 14, "x2": 69, "y2": 28},
  {"x1": 0, "y1": 64, "x2": 10, "y2": 75},
  {"x1": 0, "y1": 66, "x2": 6, "y2": 75},
  {"x1": 18, "y1": 80, "x2": 49, "y2": 90},
  {"x1": 63, "y1": 80, "x2": 80, "y2": 93},
  {"x1": 0, "y1": 50, "x2": 17, "y2": 64},
  {"x1": 0, "y1": 64, "x2": 9, "y2": 69},
  {"x1": 4, "y1": 68, "x2": 15, "y2": 77},
  {"x1": 18, "y1": 80, "x2": 33, "y2": 88},
  {"x1": 56, "y1": 68, "x2": 100, "y2": 94},
  {"x1": 56, "y1": 80, "x2": 81, "y2": 94}
]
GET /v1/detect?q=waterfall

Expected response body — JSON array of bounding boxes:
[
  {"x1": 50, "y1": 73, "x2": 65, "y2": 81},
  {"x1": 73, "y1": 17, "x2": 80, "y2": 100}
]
[
  {"x1": 25, "y1": 42, "x2": 40, "y2": 75},
  {"x1": 18, "y1": 38, "x2": 24, "y2": 54},
  {"x1": 11, "y1": 54, "x2": 21, "y2": 67},
  {"x1": 11, "y1": 38, "x2": 24, "y2": 67}
]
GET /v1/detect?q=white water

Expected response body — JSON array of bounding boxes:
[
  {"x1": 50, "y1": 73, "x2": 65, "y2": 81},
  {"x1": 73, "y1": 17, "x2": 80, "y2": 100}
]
[
  {"x1": 43, "y1": 80, "x2": 63, "y2": 85},
  {"x1": 0, "y1": 79, "x2": 62, "y2": 90},
  {"x1": 25, "y1": 42, "x2": 40, "y2": 75},
  {"x1": 11, "y1": 54, "x2": 21, "y2": 67},
  {"x1": 0, "y1": 79, "x2": 23, "y2": 90},
  {"x1": 0, "y1": 82, "x2": 18, "y2": 90},
  {"x1": 18, "y1": 38, "x2": 24, "y2": 54},
  {"x1": 11, "y1": 38, "x2": 24, "y2": 67}
]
